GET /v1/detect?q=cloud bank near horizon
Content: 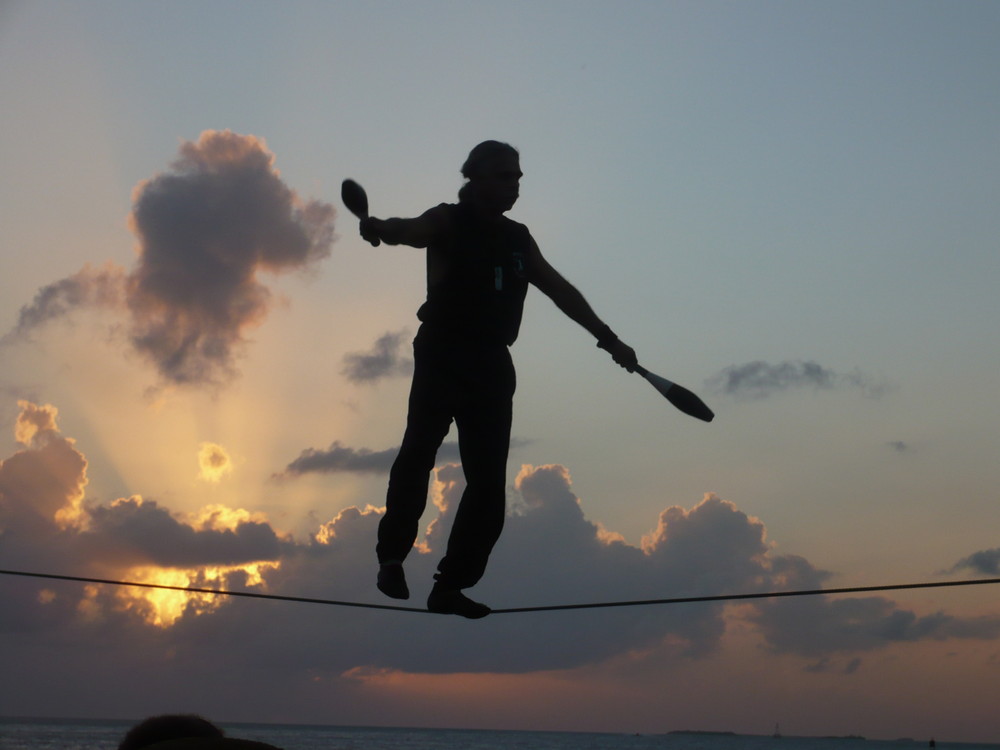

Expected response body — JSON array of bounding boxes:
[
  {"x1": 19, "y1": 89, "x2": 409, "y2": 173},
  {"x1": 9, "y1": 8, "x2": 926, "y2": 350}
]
[{"x1": 2, "y1": 399, "x2": 996, "y2": 684}]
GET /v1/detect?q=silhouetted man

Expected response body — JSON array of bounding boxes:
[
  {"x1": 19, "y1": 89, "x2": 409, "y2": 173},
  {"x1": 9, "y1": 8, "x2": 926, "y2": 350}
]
[{"x1": 359, "y1": 141, "x2": 637, "y2": 618}]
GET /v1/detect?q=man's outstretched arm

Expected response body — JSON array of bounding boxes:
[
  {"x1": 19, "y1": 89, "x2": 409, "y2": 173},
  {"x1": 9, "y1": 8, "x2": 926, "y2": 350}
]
[
  {"x1": 360, "y1": 205, "x2": 450, "y2": 248},
  {"x1": 527, "y1": 238, "x2": 637, "y2": 371}
]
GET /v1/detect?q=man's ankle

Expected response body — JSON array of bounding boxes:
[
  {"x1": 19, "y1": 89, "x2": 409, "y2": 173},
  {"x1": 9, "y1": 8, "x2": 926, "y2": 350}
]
[
  {"x1": 427, "y1": 584, "x2": 490, "y2": 619},
  {"x1": 377, "y1": 561, "x2": 409, "y2": 600}
]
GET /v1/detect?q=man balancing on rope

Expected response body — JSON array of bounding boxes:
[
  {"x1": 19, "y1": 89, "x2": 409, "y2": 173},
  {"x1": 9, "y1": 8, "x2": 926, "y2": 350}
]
[{"x1": 358, "y1": 141, "x2": 637, "y2": 618}]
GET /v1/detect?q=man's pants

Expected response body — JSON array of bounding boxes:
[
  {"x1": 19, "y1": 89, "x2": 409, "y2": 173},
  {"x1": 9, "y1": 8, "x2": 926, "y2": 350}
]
[{"x1": 376, "y1": 330, "x2": 515, "y2": 590}]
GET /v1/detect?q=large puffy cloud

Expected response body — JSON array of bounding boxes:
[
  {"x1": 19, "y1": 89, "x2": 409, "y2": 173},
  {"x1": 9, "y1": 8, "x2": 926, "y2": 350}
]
[
  {"x1": 706, "y1": 360, "x2": 890, "y2": 400},
  {"x1": 3, "y1": 131, "x2": 336, "y2": 387},
  {"x1": 126, "y1": 130, "x2": 335, "y2": 385}
]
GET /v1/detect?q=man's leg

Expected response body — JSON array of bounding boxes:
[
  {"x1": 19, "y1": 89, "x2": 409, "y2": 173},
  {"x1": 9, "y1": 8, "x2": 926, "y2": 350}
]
[
  {"x1": 376, "y1": 343, "x2": 453, "y2": 598},
  {"x1": 429, "y1": 346, "x2": 515, "y2": 616},
  {"x1": 377, "y1": 411, "x2": 451, "y2": 565},
  {"x1": 433, "y1": 411, "x2": 511, "y2": 589}
]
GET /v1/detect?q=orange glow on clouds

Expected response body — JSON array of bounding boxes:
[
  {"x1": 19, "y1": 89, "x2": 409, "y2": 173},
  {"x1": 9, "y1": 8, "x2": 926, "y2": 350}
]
[
  {"x1": 187, "y1": 503, "x2": 267, "y2": 531},
  {"x1": 515, "y1": 463, "x2": 624, "y2": 545},
  {"x1": 115, "y1": 561, "x2": 280, "y2": 628},
  {"x1": 13, "y1": 400, "x2": 90, "y2": 530},
  {"x1": 314, "y1": 504, "x2": 383, "y2": 544},
  {"x1": 14, "y1": 400, "x2": 59, "y2": 444}
]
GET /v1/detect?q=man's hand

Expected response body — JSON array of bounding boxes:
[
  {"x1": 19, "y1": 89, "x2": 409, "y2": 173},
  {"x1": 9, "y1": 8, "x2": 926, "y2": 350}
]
[
  {"x1": 604, "y1": 339, "x2": 638, "y2": 372},
  {"x1": 360, "y1": 217, "x2": 382, "y2": 246},
  {"x1": 596, "y1": 326, "x2": 637, "y2": 372}
]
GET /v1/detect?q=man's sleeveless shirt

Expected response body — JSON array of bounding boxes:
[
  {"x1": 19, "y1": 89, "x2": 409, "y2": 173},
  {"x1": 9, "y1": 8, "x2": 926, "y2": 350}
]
[{"x1": 416, "y1": 202, "x2": 531, "y2": 346}]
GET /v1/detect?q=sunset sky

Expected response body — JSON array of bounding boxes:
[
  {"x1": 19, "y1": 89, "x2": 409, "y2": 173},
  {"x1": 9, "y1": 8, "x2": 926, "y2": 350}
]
[{"x1": 2, "y1": 0, "x2": 1000, "y2": 743}]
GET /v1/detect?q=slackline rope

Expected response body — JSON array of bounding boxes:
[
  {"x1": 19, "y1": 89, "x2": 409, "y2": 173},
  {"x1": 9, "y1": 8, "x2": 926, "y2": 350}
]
[{"x1": 2, "y1": 568, "x2": 999, "y2": 614}]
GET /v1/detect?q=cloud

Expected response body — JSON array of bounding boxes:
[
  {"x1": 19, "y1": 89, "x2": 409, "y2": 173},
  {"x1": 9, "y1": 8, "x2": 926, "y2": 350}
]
[
  {"x1": 748, "y1": 556, "x2": 1000, "y2": 658},
  {"x1": 274, "y1": 437, "x2": 531, "y2": 479},
  {"x1": 126, "y1": 130, "x2": 335, "y2": 386},
  {"x1": 706, "y1": 360, "x2": 890, "y2": 400},
  {"x1": 14, "y1": 399, "x2": 61, "y2": 444},
  {"x1": 198, "y1": 442, "x2": 233, "y2": 483},
  {"x1": 82, "y1": 496, "x2": 287, "y2": 569},
  {"x1": 275, "y1": 440, "x2": 460, "y2": 479},
  {"x1": 0, "y1": 404, "x2": 286, "y2": 573},
  {"x1": 804, "y1": 656, "x2": 864, "y2": 674},
  {"x1": 3, "y1": 130, "x2": 336, "y2": 388},
  {"x1": 1, "y1": 263, "x2": 126, "y2": 345},
  {"x1": 341, "y1": 330, "x2": 414, "y2": 384},
  {"x1": 948, "y1": 549, "x2": 1000, "y2": 576},
  {"x1": 1, "y1": 401, "x2": 88, "y2": 534}
]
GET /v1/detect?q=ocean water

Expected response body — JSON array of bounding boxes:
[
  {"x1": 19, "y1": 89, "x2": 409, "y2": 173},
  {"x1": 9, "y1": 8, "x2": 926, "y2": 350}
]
[{"x1": 0, "y1": 719, "x2": 994, "y2": 750}]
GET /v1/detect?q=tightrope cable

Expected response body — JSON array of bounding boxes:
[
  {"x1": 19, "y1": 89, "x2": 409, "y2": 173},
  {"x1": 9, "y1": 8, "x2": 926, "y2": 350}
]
[
  {"x1": 3, "y1": 568, "x2": 999, "y2": 615},
  {"x1": 0, "y1": 569, "x2": 425, "y2": 613}
]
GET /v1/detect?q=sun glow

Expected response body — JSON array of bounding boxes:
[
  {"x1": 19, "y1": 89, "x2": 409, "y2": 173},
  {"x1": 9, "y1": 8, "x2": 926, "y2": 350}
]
[
  {"x1": 197, "y1": 442, "x2": 233, "y2": 483},
  {"x1": 116, "y1": 561, "x2": 280, "y2": 628}
]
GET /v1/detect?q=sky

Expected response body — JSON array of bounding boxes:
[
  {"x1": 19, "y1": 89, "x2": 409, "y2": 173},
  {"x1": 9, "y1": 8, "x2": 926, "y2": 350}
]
[{"x1": 1, "y1": 0, "x2": 1000, "y2": 743}]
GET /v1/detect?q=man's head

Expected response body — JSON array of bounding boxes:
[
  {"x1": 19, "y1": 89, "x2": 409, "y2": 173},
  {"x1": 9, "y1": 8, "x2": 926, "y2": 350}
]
[
  {"x1": 458, "y1": 141, "x2": 522, "y2": 215},
  {"x1": 118, "y1": 715, "x2": 224, "y2": 750}
]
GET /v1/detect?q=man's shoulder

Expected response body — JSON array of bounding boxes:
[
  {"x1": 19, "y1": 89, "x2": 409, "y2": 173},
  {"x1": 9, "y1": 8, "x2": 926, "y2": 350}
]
[
  {"x1": 501, "y1": 215, "x2": 532, "y2": 243},
  {"x1": 422, "y1": 202, "x2": 458, "y2": 221},
  {"x1": 443, "y1": 203, "x2": 533, "y2": 241},
  {"x1": 419, "y1": 203, "x2": 459, "y2": 243},
  {"x1": 501, "y1": 213, "x2": 529, "y2": 230}
]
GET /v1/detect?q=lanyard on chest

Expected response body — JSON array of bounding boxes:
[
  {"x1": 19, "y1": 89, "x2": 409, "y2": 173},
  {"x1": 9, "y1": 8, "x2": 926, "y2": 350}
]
[{"x1": 494, "y1": 251, "x2": 527, "y2": 290}]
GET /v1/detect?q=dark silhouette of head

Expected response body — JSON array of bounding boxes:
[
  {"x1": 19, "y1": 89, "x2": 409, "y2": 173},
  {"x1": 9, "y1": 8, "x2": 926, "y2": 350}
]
[
  {"x1": 458, "y1": 141, "x2": 522, "y2": 215},
  {"x1": 118, "y1": 714, "x2": 225, "y2": 750}
]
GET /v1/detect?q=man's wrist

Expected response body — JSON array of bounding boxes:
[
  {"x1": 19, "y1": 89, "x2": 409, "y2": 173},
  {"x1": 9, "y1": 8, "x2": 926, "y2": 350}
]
[{"x1": 595, "y1": 324, "x2": 618, "y2": 350}]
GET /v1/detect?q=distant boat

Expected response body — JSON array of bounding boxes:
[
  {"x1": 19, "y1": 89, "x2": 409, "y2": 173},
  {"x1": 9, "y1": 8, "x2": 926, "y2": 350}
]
[{"x1": 773, "y1": 723, "x2": 782, "y2": 739}]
